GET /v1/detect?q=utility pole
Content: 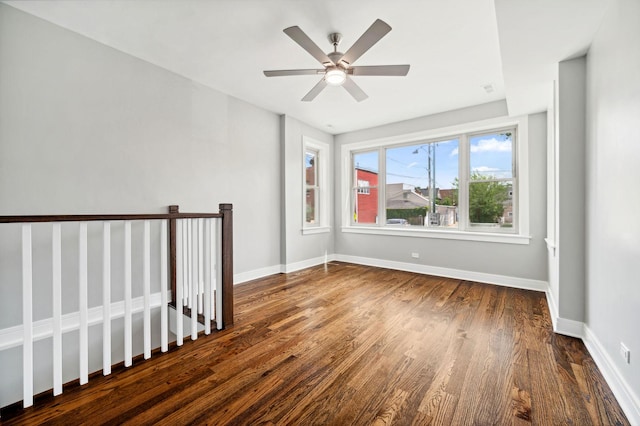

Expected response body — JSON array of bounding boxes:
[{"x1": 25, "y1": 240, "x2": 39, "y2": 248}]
[
  {"x1": 427, "y1": 145, "x2": 433, "y2": 213},
  {"x1": 413, "y1": 144, "x2": 438, "y2": 226},
  {"x1": 431, "y1": 144, "x2": 437, "y2": 214},
  {"x1": 428, "y1": 144, "x2": 438, "y2": 226}
]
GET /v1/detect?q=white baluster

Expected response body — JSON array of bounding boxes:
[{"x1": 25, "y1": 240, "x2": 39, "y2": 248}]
[
  {"x1": 214, "y1": 219, "x2": 220, "y2": 320},
  {"x1": 187, "y1": 219, "x2": 193, "y2": 309},
  {"x1": 182, "y1": 220, "x2": 188, "y2": 307},
  {"x1": 203, "y1": 219, "x2": 211, "y2": 335},
  {"x1": 79, "y1": 222, "x2": 88, "y2": 385},
  {"x1": 198, "y1": 218, "x2": 204, "y2": 314},
  {"x1": 191, "y1": 219, "x2": 198, "y2": 340},
  {"x1": 22, "y1": 224, "x2": 33, "y2": 408},
  {"x1": 124, "y1": 221, "x2": 132, "y2": 367},
  {"x1": 52, "y1": 223, "x2": 63, "y2": 395},
  {"x1": 103, "y1": 222, "x2": 111, "y2": 375},
  {"x1": 143, "y1": 220, "x2": 151, "y2": 359},
  {"x1": 175, "y1": 219, "x2": 183, "y2": 346},
  {"x1": 160, "y1": 219, "x2": 168, "y2": 352}
]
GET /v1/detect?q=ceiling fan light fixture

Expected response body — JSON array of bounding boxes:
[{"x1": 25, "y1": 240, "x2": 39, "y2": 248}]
[{"x1": 325, "y1": 68, "x2": 346, "y2": 86}]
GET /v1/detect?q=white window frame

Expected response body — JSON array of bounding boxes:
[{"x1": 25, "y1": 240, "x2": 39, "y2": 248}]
[
  {"x1": 461, "y1": 126, "x2": 517, "y2": 233},
  {"x1": 303, "y1": 136, "x2": 331, "y2": 235},
  {"x1": 340, "y1": 115, "x2": 530, "y2": 244}
]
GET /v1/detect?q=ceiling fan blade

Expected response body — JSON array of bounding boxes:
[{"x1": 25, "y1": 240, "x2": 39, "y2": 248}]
[
  {"x1": 338, "y1": 19, "x2": 392, "y2": 67},
  {"x1": 283, "y1": 26, "x2": 334, "y2": 66},
  {"x1": 264, "y1": 69, "x2": 324, "y2": 77},
  {"x1": 302, "y1": 78, "x2": 328, "y2": 102},
  {"x1": 342, "y1": 77, "x2": 368, "y2": 102},
  {"x1": 349, "y1": 65, "x2": 410, "y2": 76}
]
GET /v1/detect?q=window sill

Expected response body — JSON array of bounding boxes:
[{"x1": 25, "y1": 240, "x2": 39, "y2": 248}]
[
  {"x1": 302, "y1": 226, "x2": 331, "y2": 235},
  {"x1": 341, "y1": 226, "x2": 531, "y2": 245}
]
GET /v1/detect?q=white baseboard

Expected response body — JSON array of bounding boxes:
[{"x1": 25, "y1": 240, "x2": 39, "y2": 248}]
[
  {"x1": 0, "y1": 291, "x2": 169, "y2": 351},
  {"x1": 234, "y1": 264, "x2": 283, "y2": 284},
  {"x1": 554, "y1": 317, "x2": 584, "y2": 339},
  {"x1": 545, "y1": 287, "x2": 584, "y2": 338},
  {"x1": 545, "y1": 289, "x2": 560, "y2": 331},
  {"x1": 233, "y1": 254, "x2": 338, "y2": 284},
  {"x1": 236, "y1": 254, "x2": 547, "y2": 292},
  {"x1": 333, "y1": 254, "x2": 548, "y2": 292},
  {"x1": 583, "y1": 325, "x2": 640, "y2": 426},
  {"x1": 283, "y1": 254, "x2": 336, "y2": 273}
]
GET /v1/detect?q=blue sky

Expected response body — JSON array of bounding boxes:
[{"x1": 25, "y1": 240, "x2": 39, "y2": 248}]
[
  {"x1": 386, "y1": 140, "x2": 459, "y2": 189},
  {"x1": 467, "y1": 132, "x2": 513, "y2": 180},
  {"x1": 353, "y1": 132, "x2": 512, "y2": 190}
]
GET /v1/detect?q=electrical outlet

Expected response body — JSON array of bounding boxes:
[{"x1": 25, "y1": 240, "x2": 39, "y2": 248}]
[
  {"x1": 620, "y1": 342, "x2": 631, "y2": 364},
  {"x1": 411, "y1": 252, "x2": 419, "y2": 259}
]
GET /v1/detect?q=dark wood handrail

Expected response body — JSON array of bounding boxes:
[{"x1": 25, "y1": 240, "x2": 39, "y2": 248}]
[
  {"x1": 0, "y1": 203, "x2": 234, "y2": 327},
  {"x1": 0, "y1": 212, "x2": 222, "y2": 223}
]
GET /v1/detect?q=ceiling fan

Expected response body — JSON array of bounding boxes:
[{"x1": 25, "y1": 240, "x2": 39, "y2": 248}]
[{"x1": 263, "y1": 19, "x2": 410, "y2": 102}]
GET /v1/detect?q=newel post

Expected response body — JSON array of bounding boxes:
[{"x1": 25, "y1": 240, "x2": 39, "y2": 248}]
[
  {"x1": 219, "y1": 203, "x2": 234, "y2": 327},
  {"x1": 168, "y1": 205, "x2": 179, "y2": 306}
]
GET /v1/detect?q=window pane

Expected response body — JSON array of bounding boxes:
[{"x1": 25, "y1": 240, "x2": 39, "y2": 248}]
[
  {"x1": 469, "y1": 131, "x2": 513, "y2": 179},
  {"x1": 385, "y1": 140, "x2": 459, "y2": 228},
  {"x1": 305, "y1": 188, "x2": 317, "y2": 224},
  {"x1": 353, "y1": 151, "x2": 378, "y2": 224},
  {"x1": 469, "y1": 179, "x2": 513, "y2": 227},
  {"x1": 305, "y1": 150, "x2": 317, "y2": 186}
]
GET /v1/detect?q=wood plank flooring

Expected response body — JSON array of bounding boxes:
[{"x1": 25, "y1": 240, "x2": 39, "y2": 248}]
[{"x1": 1, "y1": 262, "x2": 629, "y2": 425}]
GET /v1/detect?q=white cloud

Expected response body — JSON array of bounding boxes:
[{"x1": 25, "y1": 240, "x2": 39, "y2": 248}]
[
  {"x1": 407, "y1": 161, "x2": 418, "y2": 168},
  {"x1": 450, "y1": 137, "x2": 510, "y2": 157},
  {"x1": 472, "y1": 166, "x2": 499, "y2": 172},
  {"x1": 470, "y1": 137, "x2": 511, "y2": 153}
]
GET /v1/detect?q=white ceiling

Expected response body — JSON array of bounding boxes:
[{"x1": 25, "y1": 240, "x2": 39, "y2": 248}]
[{"x1": 4, "y1": 0, "x2": 610, "y2": 134}]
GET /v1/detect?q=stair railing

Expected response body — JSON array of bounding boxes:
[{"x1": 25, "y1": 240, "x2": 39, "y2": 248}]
[{"x1": 0, "y1": 203, "x2": 233, "y2": 411}]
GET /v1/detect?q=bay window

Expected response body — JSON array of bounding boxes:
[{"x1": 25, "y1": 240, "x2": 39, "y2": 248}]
[{"x1": 342, "y1": 116, "x2": 529, "y2": 244}]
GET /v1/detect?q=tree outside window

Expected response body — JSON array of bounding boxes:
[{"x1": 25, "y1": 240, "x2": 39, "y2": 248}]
[{"x1": 468, "y1": 131, "x2": 514, "y2": 227}]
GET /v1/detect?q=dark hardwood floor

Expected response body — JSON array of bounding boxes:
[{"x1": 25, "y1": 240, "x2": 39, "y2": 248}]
[{"x1": 1, "y1": 262, "x2": 629, "y2": 425}]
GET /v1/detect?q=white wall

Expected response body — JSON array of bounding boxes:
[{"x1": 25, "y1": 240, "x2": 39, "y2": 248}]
[
  {"x1": 0, "y1": 3, "x2": 281, "y2": 276},
  {"x1": 584, "y1": 0, "x2": 640, "y2": 421},
  {"x1": 0, "y1": 3, "x2": 281, "y2": 407},
  {"x1": 280, "y1": 116, "x2": 334, "y2": 271},
  {"x1": 551, "y1": 57, "x2": 587, "y2": 329},
  {"x1": 333, "y1": 101, "x2": 548, "y2": 287},
  {"x1": 545, "y1": 82, "x2": 559, "y2": 326}
]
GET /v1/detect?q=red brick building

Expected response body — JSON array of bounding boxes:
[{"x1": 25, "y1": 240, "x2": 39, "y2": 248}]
[{"x1": 354, "y1": 167, "x2": 378, "y2": 223}]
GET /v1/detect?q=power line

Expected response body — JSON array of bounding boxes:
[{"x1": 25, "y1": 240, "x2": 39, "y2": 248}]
[{"x1": 386, "y1": 172, "x2": 426, "y2": 180}]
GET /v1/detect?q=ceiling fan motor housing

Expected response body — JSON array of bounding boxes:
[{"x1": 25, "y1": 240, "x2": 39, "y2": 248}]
[
  {"x1": 328, "y1": 51, "x2": 347, "y2": 67},
  {"x1": 327, "y1": 33, "x2": 348, "y2": 68}
]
